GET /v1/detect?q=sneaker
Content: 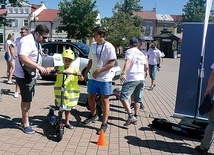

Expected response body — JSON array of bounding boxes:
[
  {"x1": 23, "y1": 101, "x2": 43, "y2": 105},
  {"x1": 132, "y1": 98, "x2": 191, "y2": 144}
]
[
  {"x1": 195, "y1": 146, "x2": 208, "y2": 155},
  {"x1": 21, "y1": 126, "x2": 35, "y2": 134},
  {"x1": 148, "y1": 84, "x2": 156, "y2": 91},
  {"x1": 130, "y1": 103, "x2": 134, "y2": 109},
  {"x1": 134, "y1": 115, "x2": 138, "y2": 125},
  {"x1": 82, "y1": 114, "x2": 99, "y2": 125},
  {"x1": 14, "y1": 92, "x2": 19, "y2": 98},
  {"x1": 96, "y1": 123, "x2": 108, "y2": 135},
  {"x1": 7, "y1": 81, "x2": 14, "y2": 84},
  {"x1": 65, "y1": 124, "x2": 74, "y2": 130},
  {"x1": 123, "y1": 115, "x2": 137, "y2": 126},
  {"x1": 140, "y1": 103, "x2": 144, "y2": 110}
]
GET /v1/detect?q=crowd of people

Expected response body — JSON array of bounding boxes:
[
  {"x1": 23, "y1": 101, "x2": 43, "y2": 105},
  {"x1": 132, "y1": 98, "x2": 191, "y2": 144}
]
[{"x1": 3, "y1": 25, "x2": 164, "y2": 135}]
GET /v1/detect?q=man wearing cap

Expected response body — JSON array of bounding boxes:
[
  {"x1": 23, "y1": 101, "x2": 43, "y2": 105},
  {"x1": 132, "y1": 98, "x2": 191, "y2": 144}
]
[
  {"x1": 147, "y1": 41, "x2": 162, "y2": 90},
  {"x1": 119, "y1": 37, "x2": 148, "y2": 126}
]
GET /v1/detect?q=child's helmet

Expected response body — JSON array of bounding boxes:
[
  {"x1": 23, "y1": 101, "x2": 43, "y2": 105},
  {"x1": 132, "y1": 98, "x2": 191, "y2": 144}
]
[{"x1": 62, "y1": 49, "x2": 75, "y2": 60}]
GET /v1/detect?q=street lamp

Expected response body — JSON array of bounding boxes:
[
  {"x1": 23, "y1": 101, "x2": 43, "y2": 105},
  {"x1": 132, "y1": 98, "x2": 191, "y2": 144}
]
[{"x1": 30, "y1": 14, "x2": 39, "y2": 31}]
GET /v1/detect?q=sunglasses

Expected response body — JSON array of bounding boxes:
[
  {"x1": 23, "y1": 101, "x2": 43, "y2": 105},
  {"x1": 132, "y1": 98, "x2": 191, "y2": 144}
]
[{"x1": 38, "y1": 32, "x2": 48, "y2": 40}]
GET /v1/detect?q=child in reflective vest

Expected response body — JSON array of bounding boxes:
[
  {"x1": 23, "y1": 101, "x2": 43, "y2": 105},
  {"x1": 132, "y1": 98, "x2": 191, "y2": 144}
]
[{"x1": 54, "y1": 49, "x2": 84, "y2": 129}]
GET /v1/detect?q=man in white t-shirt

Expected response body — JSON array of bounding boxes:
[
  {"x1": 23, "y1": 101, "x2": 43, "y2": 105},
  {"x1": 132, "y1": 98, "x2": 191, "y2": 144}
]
[
  {"x1": 82, "y1": 26, "x2": 117, "y2": 135},
  {"x1": 119, "y1": 38, "x2": 148, "y2": 126},
  {"x1": 14, "y1": 24, "x2": 50, "y2": 134},
  {"x1": 195, "y1": 63, "x2": 214, "y2": 154},
  {"x1": 13, "y1": 26, "x2": 29, "y2": 98},
  {"x1": 147, "y1": 41, "x2": 162, "y2": 90}
]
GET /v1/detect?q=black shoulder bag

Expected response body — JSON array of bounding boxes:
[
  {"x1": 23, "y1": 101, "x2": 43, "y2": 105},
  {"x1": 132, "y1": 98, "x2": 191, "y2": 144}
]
[{"x1": 20, "y1": 43, "x2": 40, "y2": 79}]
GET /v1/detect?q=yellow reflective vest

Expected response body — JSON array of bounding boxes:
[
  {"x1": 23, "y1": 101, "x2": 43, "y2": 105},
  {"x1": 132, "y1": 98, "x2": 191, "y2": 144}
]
[{"x1": 54, "y1": 66, "x2": 80, "y2": 107}]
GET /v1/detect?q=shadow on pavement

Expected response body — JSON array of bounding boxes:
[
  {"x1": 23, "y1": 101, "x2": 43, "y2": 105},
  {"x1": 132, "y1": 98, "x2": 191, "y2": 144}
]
[{"x1": 124, "y1": 135, "x2": 199, "y2": 154}]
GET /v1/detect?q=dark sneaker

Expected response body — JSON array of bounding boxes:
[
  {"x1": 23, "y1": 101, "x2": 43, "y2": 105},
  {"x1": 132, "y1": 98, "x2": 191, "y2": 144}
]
[
  {"x1": 82, "y1": 114, "x2": 99, "y2": 125},
  {"x1": 195, "y1": 146, "x2": 208, "y2": 155},
  {"x1": 96, "y1": 123, "x2": 108, "y2": 135},
  {"x1": 140, "y1": 103, "x2": 144, "y2": 110},
  {"x1": 21, "y1": 126, "x2": 35, "y2": 134},
  {"x1": 65, "y1": 124, "x2": 74, "y2": 130},
  {"x1": 124, "y1": 116, "x2": 137, "y2": 126},
  {"x1": 130, "y1": 103, "x2": 134, "y2": 109},
  {"x1": 148, "y1": 85, "x2": 156, "y2": 91}
]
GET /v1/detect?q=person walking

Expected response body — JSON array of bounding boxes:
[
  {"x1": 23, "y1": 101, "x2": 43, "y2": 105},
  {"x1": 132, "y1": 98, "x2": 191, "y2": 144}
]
[
  {"x1": 147, "y1": 41, "x2": 162, "y2": 90},
  {"x1": 119, "y1": 38, "x2": 148, "y2": 126},
  {"x1": 195, "y1": 63, "x2": 214, "y2": 155},
  {"x1": 4, "y1": 33, "x2": 16, "y2": 84},
  {"x1": 14, "y1": 24, "x2": 50, "y2": 134},
  {"x1": 13, "y1": 26, "x2": 29, "y2": 98},
  {"x1": 82, "y1": 26, "x2": 117, "y2": 135}
]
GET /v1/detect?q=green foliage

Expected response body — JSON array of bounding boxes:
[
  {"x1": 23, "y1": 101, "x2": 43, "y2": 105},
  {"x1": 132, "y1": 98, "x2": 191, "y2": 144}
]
[
  {"x1": 182, "y1": 0, "x2": 214, "y2": 22},
  {"x1": 101, "y1": 0, "x2": 142, "y2": 47},
  {"x1": 59, "y1": 0, "x2": 98, "y2": 40}
]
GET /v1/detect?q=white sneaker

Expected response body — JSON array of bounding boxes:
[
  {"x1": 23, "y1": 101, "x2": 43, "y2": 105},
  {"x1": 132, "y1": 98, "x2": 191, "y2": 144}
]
[
  {"x1": 7, "y1": 81, "x2": 13, "y2": 84},
  {"x1": 123, "y1": 116, "x2": 137, "y2": 126},
  {"x1": 14, "y1": 92, "x2": 19, "y2": 98}
]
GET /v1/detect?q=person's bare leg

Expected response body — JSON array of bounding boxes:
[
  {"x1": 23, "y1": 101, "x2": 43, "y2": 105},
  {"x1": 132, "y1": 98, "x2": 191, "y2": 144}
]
[
  {"x1": 121, "y1": 99, "x2": 132, "y2": 114},
  {"x1": 65, "y1": 111, "x2": 71, "y2": 125},
  {"x1": 21, "y1": 101, "x2": 30, "y2": 127},
  {"x1": 134, "y1": 102, "x2": 140, "y2": 116},
  {"x1": 102, "y1": 95, "x2": 110, "y2": 124},
  {"x1": 88, "y1": 94, "x2": 97, "y2": 115},
  {"x1": 8, "y1": 61, "x2": 15, "y2": 82}
]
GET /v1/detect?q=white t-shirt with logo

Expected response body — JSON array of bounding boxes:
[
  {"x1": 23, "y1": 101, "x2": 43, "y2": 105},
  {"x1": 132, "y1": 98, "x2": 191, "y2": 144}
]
[
  {"x1": 88, "y1": 41, "x2": 117, "y2": 82},
  {"x1": 125, "y1": 47, "x2": 147, "y2": 82},
  {"x1": 14, "y1": 34, "x2": 42, "y2": 78}
]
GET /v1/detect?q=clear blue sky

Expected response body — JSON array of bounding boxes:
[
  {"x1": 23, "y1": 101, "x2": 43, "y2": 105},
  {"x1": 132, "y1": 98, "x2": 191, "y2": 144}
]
[{"x1": 28, "y1": 0, "x2": 190, "y2": 18}]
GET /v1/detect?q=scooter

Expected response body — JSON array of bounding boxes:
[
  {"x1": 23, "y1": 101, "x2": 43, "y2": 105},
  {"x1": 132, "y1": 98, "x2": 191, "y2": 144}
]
[{"x1": 48, "y1": 71, "x2": 78, "y2": 142}]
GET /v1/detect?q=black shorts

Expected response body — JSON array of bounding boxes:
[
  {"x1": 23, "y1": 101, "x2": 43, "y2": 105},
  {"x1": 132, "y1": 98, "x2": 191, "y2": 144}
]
[{"x1": 16, "y1": 77, "x2": 36, "y2": 102}]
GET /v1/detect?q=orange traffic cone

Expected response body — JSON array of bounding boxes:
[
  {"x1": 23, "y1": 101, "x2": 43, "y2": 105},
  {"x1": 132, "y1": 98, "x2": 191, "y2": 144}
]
[{"x1": 97, "y1": 129, "x2": 107, "y2": 146}]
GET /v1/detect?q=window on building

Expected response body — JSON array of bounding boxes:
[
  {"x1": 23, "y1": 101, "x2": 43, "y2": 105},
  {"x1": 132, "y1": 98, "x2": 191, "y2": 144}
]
[
  {"x1": 19, "y1": 8, "x2": 23, "y2": 14},
  {"x1": 24, "y1": 19, "x2": 29, "y2": 27},
  {"x1": 0, "y1": 33, "x2": 3, "y2": 44},
  {"x1": 14, "y1": 8, "x2": 18, "y2": 14},
  {"x1": 8, "y1": 8, "x2": 13, "y2": 14},
  {"x1": 12, "y1": 19, "x2": 18, "y2": 27},
  {"x1": 24, "y1": 8, "x2": 29, "y2": 14}
]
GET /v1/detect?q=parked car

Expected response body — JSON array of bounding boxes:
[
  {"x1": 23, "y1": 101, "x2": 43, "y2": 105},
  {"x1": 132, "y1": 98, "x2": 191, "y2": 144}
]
[{"x1": 41, "y1": 41, "x2": 121, "y2": 82}]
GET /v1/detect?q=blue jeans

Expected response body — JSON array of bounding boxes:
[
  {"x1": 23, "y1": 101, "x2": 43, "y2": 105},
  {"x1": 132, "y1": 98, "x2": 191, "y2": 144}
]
[
  {"x1": 149, "y1": 64, "x2": 157, "y2": 80},
  {"x1": 119, "y1": 80, "x2": 145, "y2": 103}
]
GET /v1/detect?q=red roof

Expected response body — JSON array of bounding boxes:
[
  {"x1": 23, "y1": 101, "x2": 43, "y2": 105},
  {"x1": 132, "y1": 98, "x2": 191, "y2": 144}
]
[
  {"x1": 170, "y1": 15, "x2": 183, "y2": 22},
  {"x1": 38, "y1": 9, "x2": 59, "y2": 22},
  {"x1": 0, "y1": 8, "x2": 7, "y2": 15},
  {"x1": 133, "y1": 11, "x2": 157, "y2": 20}
]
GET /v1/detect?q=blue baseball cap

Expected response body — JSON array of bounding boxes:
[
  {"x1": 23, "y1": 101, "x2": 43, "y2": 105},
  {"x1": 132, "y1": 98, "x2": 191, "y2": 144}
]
[{"x1": 129, "y1": 38, "x2": 138, "y2": 46}]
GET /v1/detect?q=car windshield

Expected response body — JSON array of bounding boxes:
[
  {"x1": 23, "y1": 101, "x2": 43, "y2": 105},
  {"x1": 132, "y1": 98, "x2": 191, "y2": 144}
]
[{"x1": 73, "y1": 43, "x2": 90, "y2": 55}]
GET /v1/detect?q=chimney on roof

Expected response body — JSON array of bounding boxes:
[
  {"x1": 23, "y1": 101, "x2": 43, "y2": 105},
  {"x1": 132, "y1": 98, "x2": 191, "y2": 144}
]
[
  {"x1": 41, "y1": 1, "x2": 45, "y2": 5},
  {"x1": 141, "y1": 6, "x2": 143, "y2": 11},
  {"x1": 153, "y1": 7, "x2": 156, "y2": 12}
]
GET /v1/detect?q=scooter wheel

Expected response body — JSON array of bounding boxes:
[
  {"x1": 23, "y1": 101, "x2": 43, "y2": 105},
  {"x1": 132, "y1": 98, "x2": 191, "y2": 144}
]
[{"x1": 56, "y1": 127, "x2": 64, "y2": 142}]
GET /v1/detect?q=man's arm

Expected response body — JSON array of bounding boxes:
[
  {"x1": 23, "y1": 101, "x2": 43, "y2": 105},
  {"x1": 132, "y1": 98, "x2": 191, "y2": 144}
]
[{"x1": 204, "y1": 69, "x2": 214, "y2": 97}]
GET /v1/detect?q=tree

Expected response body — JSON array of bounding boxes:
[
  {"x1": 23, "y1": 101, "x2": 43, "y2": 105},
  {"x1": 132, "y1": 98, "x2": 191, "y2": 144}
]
[
  {"x1": 182, "y1": 0, "x2": 214, "y2": 22},
  {"x1": 58, "y1": 0, "x2": 98, "y2": 40},
  {"x1": 101, "y1": 0, "x2": 143, "y2": 47}
]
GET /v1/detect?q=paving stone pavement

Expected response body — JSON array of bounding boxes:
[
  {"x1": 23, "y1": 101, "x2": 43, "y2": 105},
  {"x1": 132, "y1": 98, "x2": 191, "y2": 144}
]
[{"x1": 0, "y1": 52, "x2": 213, "y2": 155}]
